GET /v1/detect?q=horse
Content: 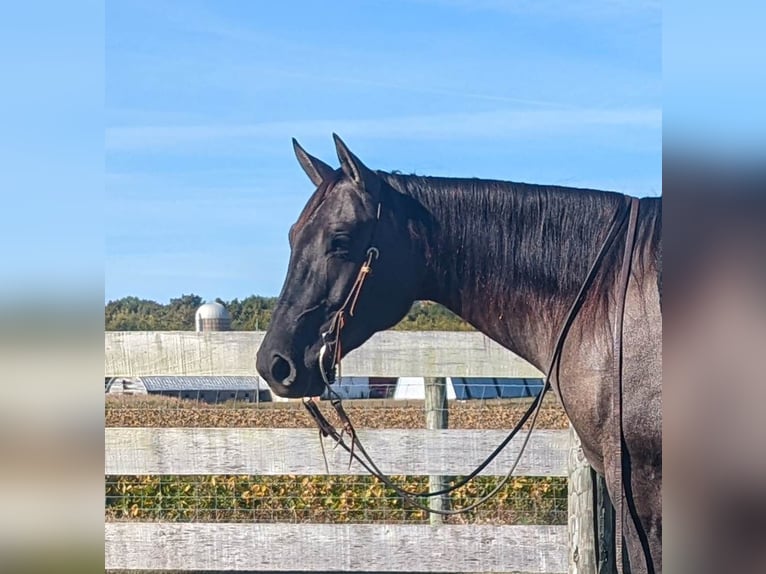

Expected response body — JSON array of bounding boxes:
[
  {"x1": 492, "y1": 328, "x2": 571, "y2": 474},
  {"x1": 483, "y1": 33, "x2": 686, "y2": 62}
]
[{"x1": 256, "y1": 134, "x2": 662, "y2": 574}]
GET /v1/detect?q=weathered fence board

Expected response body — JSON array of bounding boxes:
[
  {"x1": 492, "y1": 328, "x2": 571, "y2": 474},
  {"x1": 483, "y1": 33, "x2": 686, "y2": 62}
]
[
  {"x1": 106, "y1": 427, "x2": 569, "y2": 476},
  {"x1": 105, "y1": 330, "x2": 544, "y2": 378},
  {"x1": 105, "y1": 522, "x2": 569, "y2": 573}
]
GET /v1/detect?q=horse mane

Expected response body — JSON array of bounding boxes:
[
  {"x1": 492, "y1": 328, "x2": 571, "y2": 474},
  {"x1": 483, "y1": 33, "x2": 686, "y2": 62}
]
[{"x1": 379, "y1": 171, "x2": 662, "y2": 327}]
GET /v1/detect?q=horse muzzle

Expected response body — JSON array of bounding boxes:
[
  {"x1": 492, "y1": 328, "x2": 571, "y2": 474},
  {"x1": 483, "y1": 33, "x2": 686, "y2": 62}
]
[{"x1": 257, "y1": 357, "x2": 329, "y2": 402}]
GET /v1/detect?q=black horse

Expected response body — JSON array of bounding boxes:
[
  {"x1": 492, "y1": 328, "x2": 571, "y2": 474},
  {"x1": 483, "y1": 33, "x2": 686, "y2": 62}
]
[{"x1": 256, "y1": 135, "x2": 662, "y2": 573}]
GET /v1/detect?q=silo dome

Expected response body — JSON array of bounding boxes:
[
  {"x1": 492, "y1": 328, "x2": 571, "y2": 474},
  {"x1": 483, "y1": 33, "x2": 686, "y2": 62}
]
[{"x1": 195, "y1": 302, "x2": 232, "y2": 332}]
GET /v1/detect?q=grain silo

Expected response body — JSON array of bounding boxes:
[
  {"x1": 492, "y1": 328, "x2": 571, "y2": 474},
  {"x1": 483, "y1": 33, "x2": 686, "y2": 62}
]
[{"x1": 195, "y1": 301, "x2": 231, "y2": 331}]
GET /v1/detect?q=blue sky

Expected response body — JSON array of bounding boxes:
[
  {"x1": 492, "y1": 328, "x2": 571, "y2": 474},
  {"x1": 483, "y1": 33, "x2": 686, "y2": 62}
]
[
  {"x1": 106, "y1": 0, "x2": 661, "y2": 303},
  {"x1": 0, "y1": 2, "x2": 102, "y2": 301}
]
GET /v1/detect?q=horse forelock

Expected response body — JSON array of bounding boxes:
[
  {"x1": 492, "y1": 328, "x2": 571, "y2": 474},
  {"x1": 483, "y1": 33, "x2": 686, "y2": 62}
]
[{"x1": 289, "y1": 173, "x2": 342, "y2": 244}]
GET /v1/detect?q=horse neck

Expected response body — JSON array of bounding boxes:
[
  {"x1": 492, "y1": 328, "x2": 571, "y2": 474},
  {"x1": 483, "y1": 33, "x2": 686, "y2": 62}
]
[{"x1": 388, "y1": 174, "x2": 628, "y2": 372}]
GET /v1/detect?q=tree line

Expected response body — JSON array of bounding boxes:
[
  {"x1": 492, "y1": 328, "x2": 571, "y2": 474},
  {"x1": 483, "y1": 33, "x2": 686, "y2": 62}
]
[{"x1": 105, "y1": 294, "x2": 473, "y2": 331}]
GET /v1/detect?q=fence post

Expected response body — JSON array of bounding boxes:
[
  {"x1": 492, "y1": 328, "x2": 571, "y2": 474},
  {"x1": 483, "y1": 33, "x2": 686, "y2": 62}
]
[
  {"x1": 568, "y1": 425, "x2": 596, "y2": 574},
  {"x1": 424, "y1": 377, "x2": 449, "y2": 524}
]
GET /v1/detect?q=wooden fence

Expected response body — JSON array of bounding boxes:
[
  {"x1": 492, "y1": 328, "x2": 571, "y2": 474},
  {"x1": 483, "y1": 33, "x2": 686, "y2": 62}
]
[{"x1": 105, "y1": 331, "x2": 606, "y2": 573}]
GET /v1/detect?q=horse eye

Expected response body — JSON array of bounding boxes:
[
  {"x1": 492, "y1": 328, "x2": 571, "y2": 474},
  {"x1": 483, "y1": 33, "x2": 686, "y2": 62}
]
[{"x1": 329, "y1": 234, "x2": 351, "y2": 254}]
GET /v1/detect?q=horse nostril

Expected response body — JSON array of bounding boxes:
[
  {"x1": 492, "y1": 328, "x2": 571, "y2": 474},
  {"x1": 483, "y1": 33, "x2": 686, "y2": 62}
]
[{"x1": 271, "y1": 354, "x2": 295, "y2": 386}]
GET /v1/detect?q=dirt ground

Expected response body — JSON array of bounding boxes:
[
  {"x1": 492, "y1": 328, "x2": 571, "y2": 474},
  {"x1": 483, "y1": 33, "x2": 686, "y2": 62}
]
[{"x1": 105, "y1": 394, "x2": 569, "y2": 430}]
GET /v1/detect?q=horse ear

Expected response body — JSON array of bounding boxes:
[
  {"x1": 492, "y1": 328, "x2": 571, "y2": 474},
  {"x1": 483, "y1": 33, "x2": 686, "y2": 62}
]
[
  {"x1": 332, "y1": 133, "x2": 379, "y2": 201},
  {"x1": 293, "y1": 138, "x2": 335, "y2": 187}
]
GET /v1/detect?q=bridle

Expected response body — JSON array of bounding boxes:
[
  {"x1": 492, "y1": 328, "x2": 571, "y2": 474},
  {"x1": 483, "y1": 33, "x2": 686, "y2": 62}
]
[
  {"x1": 303, "y1": 192, "x2": 641, "y2": 535},
  {"x1": 317, "y1": 201, "x2": 382, "y2": 387}
]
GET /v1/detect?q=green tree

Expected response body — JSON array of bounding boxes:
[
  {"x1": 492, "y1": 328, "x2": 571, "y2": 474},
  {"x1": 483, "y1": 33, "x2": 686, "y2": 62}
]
[
  {"x1": 229, "y1": 295, "x2": 278, "y2": 330},
  {"x1": 393, "y1": 301, "x2": 473, "y2": 331},
  {"x1": 163, "y1": 294, "x2": 203, "y2": 330},
  {"x1": 105, "y1": 296, "x2": 165, "y2": 330},
  {"x1": 105, "y1": 295, "x2": 472, "y2": 331}
]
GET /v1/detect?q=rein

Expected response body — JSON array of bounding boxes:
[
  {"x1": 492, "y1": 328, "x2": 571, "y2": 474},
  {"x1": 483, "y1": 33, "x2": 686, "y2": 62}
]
[
  {"x1": 303, "y1": 196, "x2": 640, "y2": 522},
  {"x1": 613, "y1": 197, "x2": 640, "y2": 572}
]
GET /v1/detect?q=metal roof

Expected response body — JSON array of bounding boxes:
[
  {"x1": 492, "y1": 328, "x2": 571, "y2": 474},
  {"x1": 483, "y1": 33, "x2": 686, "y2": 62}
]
[
  {"x1": 195, "y1": 302, "x2": 231, "y2": 320},
  {"x1": 450, "y1": 377, "x2": 544, "y2": 400},
  {"x1": 138, "y1": 375, "x2": 268, "y2": 392},
  {"x1": 392, "y1": 377, "x2": 545, "y2": 401}
]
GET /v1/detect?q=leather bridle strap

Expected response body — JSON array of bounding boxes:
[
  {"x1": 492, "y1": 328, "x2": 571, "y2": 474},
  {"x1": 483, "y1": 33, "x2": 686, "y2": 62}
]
[
  {"x1": 319, "y1": 204, "x2": 381, "y2": 385},
  {"x1": 613, "y1": 197, "x2": 640, "y2": 573}
]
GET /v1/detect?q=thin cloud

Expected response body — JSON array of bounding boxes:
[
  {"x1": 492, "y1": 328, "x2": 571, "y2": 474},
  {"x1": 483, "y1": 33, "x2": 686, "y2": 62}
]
[
  {"x1": 106, "y1": 107, "x2": 661, "y2": 151},
  {"x1": 270, "y1": 69, "x2": 575, "y2": 108},
  {"x1": 409, "y1": 0, "x2": 661, "y2": 18}
]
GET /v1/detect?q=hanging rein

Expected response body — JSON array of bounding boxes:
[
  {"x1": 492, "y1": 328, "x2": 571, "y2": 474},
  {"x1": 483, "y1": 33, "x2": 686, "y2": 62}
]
[{"x1": 303, "y1": 195, "x2": 640, "y2": 519}]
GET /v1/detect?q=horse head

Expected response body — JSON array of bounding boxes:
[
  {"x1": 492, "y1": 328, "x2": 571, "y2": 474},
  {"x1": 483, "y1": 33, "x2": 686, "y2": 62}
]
[{"x1": 256, "y1": 135, "x2": 424, "y2": 398}]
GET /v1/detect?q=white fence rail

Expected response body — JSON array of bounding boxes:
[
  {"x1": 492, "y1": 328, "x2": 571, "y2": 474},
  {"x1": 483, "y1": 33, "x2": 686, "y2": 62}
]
[
  {"x1": 105, "y1": 427, "x2": 569, "y2": 477},
  {"x1": 106, "y1": 522, "x2": 569, "y2": 573},
  {"x1": 105, "y1": 331, "x2": 597, "y2": 574},
  {"x1": 105, "y1": 330, "x2": 544, "y2": 378}
]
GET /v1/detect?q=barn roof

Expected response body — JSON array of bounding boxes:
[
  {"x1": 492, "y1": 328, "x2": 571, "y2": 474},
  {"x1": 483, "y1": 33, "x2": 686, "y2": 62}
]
[
  {"x1": 450, "y1": 377, "x2": 544, "y2": 400},
  {"x1": 138, "y1": 375, "x2": 268, "y2": 392}
]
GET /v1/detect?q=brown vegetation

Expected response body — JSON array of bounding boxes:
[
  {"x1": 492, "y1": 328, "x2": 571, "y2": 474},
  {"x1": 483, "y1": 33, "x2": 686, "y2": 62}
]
[{"x1": 105, "y1": 394, "x2": 569, "y2": 429}]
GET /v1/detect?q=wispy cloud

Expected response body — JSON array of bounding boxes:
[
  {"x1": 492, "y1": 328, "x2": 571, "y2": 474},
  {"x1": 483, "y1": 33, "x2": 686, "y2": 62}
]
[
  {"x1": 267, "y1": 69, "x2": 577, "y2": 108},
  {"x1": 409, "y1": 0, "x2": 661, "y2": 18},
  {"x1": 107, "y1": 107, "x2": 661, "y2": 151}
]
